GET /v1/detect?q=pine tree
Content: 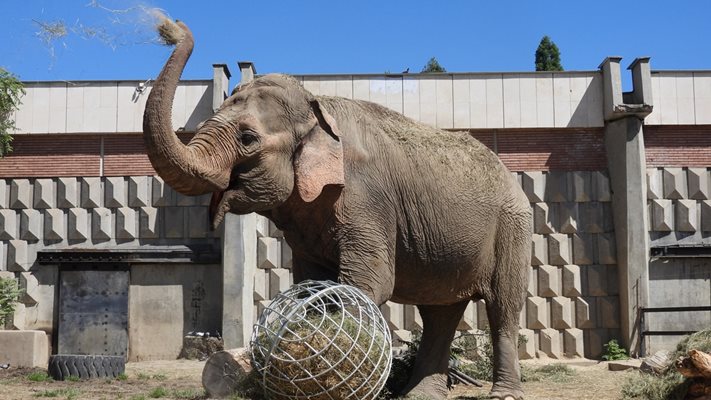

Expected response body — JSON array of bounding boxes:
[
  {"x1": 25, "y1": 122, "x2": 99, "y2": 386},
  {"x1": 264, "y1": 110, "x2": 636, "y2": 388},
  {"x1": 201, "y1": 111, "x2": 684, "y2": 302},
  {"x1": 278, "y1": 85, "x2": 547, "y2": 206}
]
[
  {"x1": 421, "y1": 57, "x2": 446, "y2": 73},
  {"x1": 0, "y1": 67, "x2": 24, "y2": 157},
  {"x1": 535, "y1": 36, "x2": 564, "y2": 72}
]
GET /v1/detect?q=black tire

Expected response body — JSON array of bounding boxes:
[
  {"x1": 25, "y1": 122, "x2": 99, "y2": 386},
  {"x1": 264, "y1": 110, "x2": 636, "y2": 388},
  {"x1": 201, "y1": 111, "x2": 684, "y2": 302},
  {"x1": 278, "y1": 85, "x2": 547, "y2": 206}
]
[{"x1": 47, "y1": 355, "x2": 125, "y2": 381}]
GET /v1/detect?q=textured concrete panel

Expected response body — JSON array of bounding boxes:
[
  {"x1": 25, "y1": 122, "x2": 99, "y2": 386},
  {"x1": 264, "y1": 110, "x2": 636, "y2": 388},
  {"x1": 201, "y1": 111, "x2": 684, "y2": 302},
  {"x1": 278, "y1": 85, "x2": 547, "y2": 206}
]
[
  {"x1": 176, "y1": 193, "x2": 196, "y2": 207},
  {"x1": 7, "y1": 240, "x2": 29, "y2": 272},
  {"x1": 538, "y1": 264, "x2": 560, "y2": 297},
  {"x1": 647, "y1": 168, "x2": 663, "y2": 200},
  {"x1": 128, "y1": 176, "x2": 150, "y2": 207},
  {"x1": 116, "y1": 208, "x2": 137, "y2": 240},
  {"x1": 91, "y1": 207, "x2": 112, "y2": 241},
  {"x1": 105, "y1": 177, "x2": 126, "y2": 208},
  {"x1": 572, "y1": 171, "x2": 592, "y2": 202},
  {"x1": 457, "y1": 300, "x2": 477, "y2": 331},
  {"x1": 187, "y1": 207, "x2": 208, "y2": 238},
  {"x1": 547, "y1": 233, "x2": 571, "y2": 265},
  {"x1": 592, "y1": 171, "x2": 611, "y2": 202},
  {"x1": 527, "y1": 267, "x2": 537, "y2": 296},
  {"x1": 44, "y1": 209, "x2": 65, "y2": 241},
  {"x1": 152, "y1": 177, "x2": 175, "y2": 207},
  {"x1": 599, "y1": 296, "x2": 620, "y2": 329},
  {"x1": 585, "y1": 329, "x2": 608, "y2": 359},
  {"x1": 539, "y1": 328, "x2": 563, "y2": 358},
  {"x1": 564, "y1": 328, "x2": 585, "y2": 357},
  {"x1": 675, "y1": 199, "x2": 698, "y2": 232},
  {"x1": 269, "y1": 268, "x2": 290, "y2": 299},
  {"x1": 404, "y1": 305, "x2": 423, "y2": 331},
  {"x1": 257, "y1": 237, "x2": 280, "y2": 269},
  {"x1": 562, "y1": 264, "x2": 582, "y2": 297},
  {"x1": 19, "y1": 272, "x2": 39, "y2": 305},
  {"x1": 392, "y1": 329, "x2": 412, "y2": 348},
  {"x1": 579, "y1": 202, "x2": 604, "y2": 233},
  {"x1": 572, "y1": 233, "x2": 594, "y2": 265},
  {"x1": 596, "y1": 233, "x2": 617, "y2": 265},
  {"x1": 253, "y1": 269, "x2": 268, "y2": 301},
  {"x1": 67, "y1": 208, "x2": 88, "y2": 241},
  {"x1": 559, "y1": 202, "x2": 578, "y2": 234},
  {"x1": 163, "y1": 207, "x2": 184, "y2": 238},
  {"x1": 518, "y1": 328, "x2": 536, "y2": 359},
  {"x1": 0, "y1": 179, "x2": 6, "y2": 209},
  {"x1": 0, "y1": 209, "x2": 17, "y2": 240},
  {"x1": 10, "y1": 180, "x2": 31, "y2": 209},
  {"x1": 33, "y1": 179, "x2": 55, "y2": 209},
  {"x1": 663, "y1": 168, "x2": 687, "y2": 199},
  {"x1": 687, "y1": 168, "x2": 709, "y2": 200},
  {"x1": 533, "y1": 203, "x2": 555, "y2": 234},
  {"x1": 281, "y1": 239, "x2": 293, "y2": 269},
  {"x1": 381, "y1": 301, "x2": 405, "y2": 330},
  {"x1": 255, "y1": 216, "x2": 270, "y2": 238},
  {"x1": 139, "y1": 207, "x2": 159, "y2": 238},
  {"x1": 585, "y1": 265, "x2": 608, "y2": 296},
  {"x1": 269, "y1": 221, "x2": 284, "y2": 238},
  {"x1": 476, "y1": 300, "x2": 489, "y2": 330},
  {"x1": 531, "y1": 234, "x2": 547, "y2": 265},
  {"x1": 526, "y1": 296, "x2": 547, "y2": 329},
  {"x1": 544, "y1": 171, "x2": 568, "y2": 202},
  {"x1": 20, "y1": 209, "x2": 41, "y2": 241},
  {"x1": 575, "y1": 297, "x2": 595, "y2": 328},
  {"x1": 0, "y1": 330, "x2": 49, "y2": 368},
  {"x1": 702, "y1": 201, "x2": 711, "y2": 232},
  {"x1": 80, "y1": 177, "x2": 102, "y2": 208},
  {"x1": 57, "y1": 178, "x2": 79, "y2": 208},
  {"x1": 551, "y1": 297, "x2": 573, "y2": 329},
  {"x1": 522, "y1": 172, "x2": 545, "y2": 202},
  {"x1": 651, "y1": 199, "x2": 673, "y2": 231}
]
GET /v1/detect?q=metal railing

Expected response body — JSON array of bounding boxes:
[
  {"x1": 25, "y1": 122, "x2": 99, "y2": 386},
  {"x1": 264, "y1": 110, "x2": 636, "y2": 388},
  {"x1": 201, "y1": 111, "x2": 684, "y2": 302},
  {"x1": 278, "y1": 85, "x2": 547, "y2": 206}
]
[{"x1": 639, "y1": 305, "x2": 711, "y2": 357}]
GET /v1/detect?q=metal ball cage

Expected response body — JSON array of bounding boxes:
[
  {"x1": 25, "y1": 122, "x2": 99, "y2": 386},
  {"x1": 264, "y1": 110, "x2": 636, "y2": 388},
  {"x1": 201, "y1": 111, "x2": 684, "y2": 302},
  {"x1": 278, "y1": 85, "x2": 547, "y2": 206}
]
[{"x1": 250, "y1": 280, "x2": 393, "y2": 400}]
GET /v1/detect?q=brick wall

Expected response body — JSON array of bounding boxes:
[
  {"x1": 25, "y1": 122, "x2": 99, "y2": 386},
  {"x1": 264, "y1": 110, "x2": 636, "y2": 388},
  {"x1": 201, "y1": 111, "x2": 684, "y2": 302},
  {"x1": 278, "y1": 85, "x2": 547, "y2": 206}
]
[{"x1": 645, "y1": 125, "x2": 711, "y2": 167}]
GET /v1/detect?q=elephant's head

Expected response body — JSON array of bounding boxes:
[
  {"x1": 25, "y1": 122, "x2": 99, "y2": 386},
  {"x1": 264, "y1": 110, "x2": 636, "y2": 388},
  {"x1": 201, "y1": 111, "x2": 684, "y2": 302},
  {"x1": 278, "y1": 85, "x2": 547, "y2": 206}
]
[{"x1": 143, "y1": 19, "x2": 344, "y2": 228}]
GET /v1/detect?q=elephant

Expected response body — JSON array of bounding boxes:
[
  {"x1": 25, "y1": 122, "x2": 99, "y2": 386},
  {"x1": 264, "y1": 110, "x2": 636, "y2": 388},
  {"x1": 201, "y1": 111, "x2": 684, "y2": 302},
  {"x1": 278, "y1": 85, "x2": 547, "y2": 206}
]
[{"x1": 143, "y1": 18, "x2": 532, "y2": 400}]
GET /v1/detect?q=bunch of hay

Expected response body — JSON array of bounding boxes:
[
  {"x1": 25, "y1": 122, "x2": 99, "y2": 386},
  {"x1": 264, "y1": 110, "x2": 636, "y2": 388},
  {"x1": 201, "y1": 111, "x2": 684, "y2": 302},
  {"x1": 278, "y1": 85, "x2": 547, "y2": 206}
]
[
  {"x1": 251, "y1": 281, "x2": 392, "y2": 400},
  {"x1": 622, "y1": 329, "x2": 711, "y2": 400}
]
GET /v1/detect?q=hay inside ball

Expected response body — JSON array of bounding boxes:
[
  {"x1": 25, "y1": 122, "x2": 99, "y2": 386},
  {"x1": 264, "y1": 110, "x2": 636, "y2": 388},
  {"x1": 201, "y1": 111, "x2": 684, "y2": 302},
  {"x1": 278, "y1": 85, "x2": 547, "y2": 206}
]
[{"x1": 250, "y1": 280, "x2": 392, "y2": 400}]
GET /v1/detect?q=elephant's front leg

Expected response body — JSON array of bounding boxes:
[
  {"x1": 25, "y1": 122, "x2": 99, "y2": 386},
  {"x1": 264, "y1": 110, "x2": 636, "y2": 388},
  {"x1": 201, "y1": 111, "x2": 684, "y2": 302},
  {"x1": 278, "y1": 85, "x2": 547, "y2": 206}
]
[
  {"x1": 401, "y1": 301, "x2": 469, "y2": 400},
  {"x1": 337, "y1": 242, "x2": 395, "y2": 306}
]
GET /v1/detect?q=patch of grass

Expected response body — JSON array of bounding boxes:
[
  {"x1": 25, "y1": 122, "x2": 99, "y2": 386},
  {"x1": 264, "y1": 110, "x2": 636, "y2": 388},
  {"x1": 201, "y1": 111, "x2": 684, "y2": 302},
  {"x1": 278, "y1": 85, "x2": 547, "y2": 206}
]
[
  {"x1": 66, "y1": 375, "x2": 80, "y2": 382},
  {"x1": 27, "y1": 371, "x2": 53, "y2": 382},
  {"x1": 621, "y1": 371, "x2": 690, "y2": 400},
  {"x1": 151, "y1": 373, "x2": 167, "y2": 381},
  {"x1": 602, "y1": 339, "x2": 629, "y2": 361},
  {"x1": 136, "y1": 373, "x2": 151, "y2": 380},
  {"x1": 172, "y1": 388, "x2": 204, "y2": 399},
  {"x1": 117, "y1": 373, "x2": 128, "y2": 381},
  {"x1": 522, "y1": 363, "x2": 576, "y2": 383},
  {"x1": 33, "y1": 388, "x2": 81, "y2": 399},
  {"x1": 148, "y1": 387, "x2": 168, "y2": 398}
]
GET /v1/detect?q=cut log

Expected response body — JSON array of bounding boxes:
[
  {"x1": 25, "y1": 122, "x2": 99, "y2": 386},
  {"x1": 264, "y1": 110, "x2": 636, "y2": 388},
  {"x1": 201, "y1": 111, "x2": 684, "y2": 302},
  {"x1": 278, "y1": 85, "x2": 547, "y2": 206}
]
[
  {"x1": 690, "y1": 350, "x2": 711, "y2": 379},
  {"x1": 201, "y1": 348, "x2": 254, "y2": 398}
]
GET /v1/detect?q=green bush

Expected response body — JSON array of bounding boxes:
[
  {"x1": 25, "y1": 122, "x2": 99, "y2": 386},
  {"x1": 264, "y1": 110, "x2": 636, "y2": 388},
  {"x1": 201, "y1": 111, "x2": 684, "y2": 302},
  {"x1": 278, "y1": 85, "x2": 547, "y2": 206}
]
[
  {"x1": 0, "y1": 67, "x2": 24, "y2": 158},
  {"x1": 602, "y1": 339, "x2": 629, "y2": 361},
  {"x1": 0, "y1": 277, "x2": 22, "y2": 326}
]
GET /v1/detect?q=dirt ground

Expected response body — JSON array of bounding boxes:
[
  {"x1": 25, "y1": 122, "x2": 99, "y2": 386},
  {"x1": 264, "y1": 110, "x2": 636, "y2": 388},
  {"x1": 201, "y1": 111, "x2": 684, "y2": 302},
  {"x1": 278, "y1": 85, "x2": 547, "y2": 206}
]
[{"x1": 0, "y1": 359, "x2": 632, "y2": 400}]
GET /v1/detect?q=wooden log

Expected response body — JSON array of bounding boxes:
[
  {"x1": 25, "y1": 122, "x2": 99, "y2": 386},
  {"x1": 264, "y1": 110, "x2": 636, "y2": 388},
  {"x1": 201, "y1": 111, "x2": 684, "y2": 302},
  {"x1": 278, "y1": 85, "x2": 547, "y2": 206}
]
[
  {"x1": 201, "y1": 348, "x2": 254, "y2": 398},
  {"x1": 690, "y1": 350, "x2": 711, "y2": 379}
]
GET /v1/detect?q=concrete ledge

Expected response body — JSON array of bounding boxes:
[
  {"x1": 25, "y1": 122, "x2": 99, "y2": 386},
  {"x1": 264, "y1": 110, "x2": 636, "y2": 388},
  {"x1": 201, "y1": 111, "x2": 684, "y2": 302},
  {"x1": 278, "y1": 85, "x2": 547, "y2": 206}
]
[{"x1": 0, "y1": 330, "x2": 49, "y2": 368}]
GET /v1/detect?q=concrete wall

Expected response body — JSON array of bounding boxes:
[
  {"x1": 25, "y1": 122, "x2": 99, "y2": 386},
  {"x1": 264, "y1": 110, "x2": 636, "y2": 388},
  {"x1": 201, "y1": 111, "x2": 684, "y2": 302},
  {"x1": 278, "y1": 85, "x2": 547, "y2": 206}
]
[
  {"x1": 129, "y1": 263, "x2": 221, "y2": 361},
  {"x1": 647, "y1": 71, "x2": 711, "y2": 125},
  {"x1": 13, "y1": 80, "x2": 213, "y2": 134}
]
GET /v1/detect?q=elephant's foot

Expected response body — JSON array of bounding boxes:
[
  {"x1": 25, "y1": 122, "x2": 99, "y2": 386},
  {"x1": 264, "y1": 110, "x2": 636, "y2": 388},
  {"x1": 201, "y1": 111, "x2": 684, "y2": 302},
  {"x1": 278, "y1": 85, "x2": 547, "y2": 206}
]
[
  {"x1": 401, "y1": 374, "x2": 448, "y2": 400},
  {"x1": 489, "y1": 383, "x2": 524, "y2": 400}
]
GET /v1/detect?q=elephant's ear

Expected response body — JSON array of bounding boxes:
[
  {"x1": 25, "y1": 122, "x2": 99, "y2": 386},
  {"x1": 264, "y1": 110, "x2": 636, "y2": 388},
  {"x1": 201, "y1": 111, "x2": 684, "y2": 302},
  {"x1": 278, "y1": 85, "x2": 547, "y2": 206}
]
[{"x1": 294, "y1": 100, "x2": 345, "y2": 202}]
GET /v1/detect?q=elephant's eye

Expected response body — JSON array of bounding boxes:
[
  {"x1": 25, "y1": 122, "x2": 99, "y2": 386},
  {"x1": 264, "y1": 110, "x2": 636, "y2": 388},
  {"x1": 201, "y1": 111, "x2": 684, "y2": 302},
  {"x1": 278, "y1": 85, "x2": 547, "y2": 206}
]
[{"x1": 240, "y1": 131, "x2": 257, "y2": 146}]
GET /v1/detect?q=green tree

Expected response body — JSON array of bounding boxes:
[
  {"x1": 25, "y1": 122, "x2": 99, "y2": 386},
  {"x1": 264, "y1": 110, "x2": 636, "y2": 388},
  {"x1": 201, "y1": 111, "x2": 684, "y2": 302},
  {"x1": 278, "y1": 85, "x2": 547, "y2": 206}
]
[
  {"x1": 535, "y1": 36, "x2": 564, "y2": 72},
  {"x1": 0, "y1": 67, "x2": 25, "y2": 157},
  {"x1": 421, "y1": 57, "x2": 446, "y2": 73}
]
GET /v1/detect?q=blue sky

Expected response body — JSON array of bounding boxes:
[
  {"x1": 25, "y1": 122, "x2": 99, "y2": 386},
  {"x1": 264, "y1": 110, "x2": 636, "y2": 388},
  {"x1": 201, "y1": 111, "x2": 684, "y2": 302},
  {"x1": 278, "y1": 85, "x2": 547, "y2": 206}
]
[{"x1": 3, "y1": 0, "x2": 711, "y2": 86}]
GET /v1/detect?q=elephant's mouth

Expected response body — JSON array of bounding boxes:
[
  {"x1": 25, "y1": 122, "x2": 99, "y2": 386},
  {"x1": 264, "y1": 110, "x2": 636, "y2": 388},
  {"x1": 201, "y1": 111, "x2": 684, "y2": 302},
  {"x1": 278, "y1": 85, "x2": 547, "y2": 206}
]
[{"x1": 208, "y1": 175, "x2": 238, "y2": 229}]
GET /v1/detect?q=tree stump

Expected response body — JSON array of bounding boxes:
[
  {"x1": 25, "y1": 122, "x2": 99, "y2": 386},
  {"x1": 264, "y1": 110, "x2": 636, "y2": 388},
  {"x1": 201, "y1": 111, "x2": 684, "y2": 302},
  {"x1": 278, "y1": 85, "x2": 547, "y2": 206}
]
[
  {"x1": 201, "y1": 348, "x2": 254, "y2": 398},
  {"x1": 675, "y1": 349, "x2": 711, "y2": 400}
]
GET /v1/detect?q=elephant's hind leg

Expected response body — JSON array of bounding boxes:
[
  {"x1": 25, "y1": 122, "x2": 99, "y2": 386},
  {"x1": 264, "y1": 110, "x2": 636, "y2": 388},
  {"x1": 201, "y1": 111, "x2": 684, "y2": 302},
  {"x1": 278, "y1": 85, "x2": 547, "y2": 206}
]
[
  {"x1": 486, "y1": 212, "x2": 530, "y2": 400},
  {"x1": 401, "y1": 301, "x2": 469, "y2": 400}
]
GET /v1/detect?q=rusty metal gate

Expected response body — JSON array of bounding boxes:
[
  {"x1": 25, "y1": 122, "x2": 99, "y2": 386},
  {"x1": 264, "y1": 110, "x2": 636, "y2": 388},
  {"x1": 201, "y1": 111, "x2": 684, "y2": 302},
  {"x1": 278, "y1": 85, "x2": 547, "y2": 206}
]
[{"x1": 57, "y1": 267, "x2": 129, "y2": 358}]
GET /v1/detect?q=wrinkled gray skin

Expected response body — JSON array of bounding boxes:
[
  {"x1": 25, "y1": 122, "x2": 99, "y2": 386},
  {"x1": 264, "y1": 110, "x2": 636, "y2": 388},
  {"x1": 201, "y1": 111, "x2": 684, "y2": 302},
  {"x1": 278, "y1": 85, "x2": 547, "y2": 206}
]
[{"x1": 144, "y1": 20, "x2": 531, "y2": 400}]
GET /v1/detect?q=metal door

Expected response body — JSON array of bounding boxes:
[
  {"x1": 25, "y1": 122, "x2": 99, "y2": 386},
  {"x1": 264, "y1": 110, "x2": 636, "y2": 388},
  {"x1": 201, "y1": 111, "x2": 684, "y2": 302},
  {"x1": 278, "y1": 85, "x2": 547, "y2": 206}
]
[{"x1": 58, "y1": 269, "x2": 129, "y2": 358}]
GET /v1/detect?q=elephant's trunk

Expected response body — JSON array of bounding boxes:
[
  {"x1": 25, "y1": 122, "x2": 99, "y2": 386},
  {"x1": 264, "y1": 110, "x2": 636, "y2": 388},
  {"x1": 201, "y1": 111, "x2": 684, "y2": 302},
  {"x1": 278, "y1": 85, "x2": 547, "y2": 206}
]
[{"x1": 142, "y1": 19, "x2": 229, "y2": 195}]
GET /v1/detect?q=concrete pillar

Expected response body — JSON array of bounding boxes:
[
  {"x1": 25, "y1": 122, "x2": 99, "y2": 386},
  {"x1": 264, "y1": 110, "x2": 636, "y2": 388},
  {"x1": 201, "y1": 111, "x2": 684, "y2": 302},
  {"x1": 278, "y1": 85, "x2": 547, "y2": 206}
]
[
  {"x1": 221, "y1": 213, "x2": 257, "y2": 348},
  {"x1": 212, "y1": 64, "x2": 231, "y2": 112},
  {"x1": 600, "y1": 57, "x2": 653, "y2": 356},
  {"x1": 238, "y1": 61, "x2": 257, "y2": 85}
]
